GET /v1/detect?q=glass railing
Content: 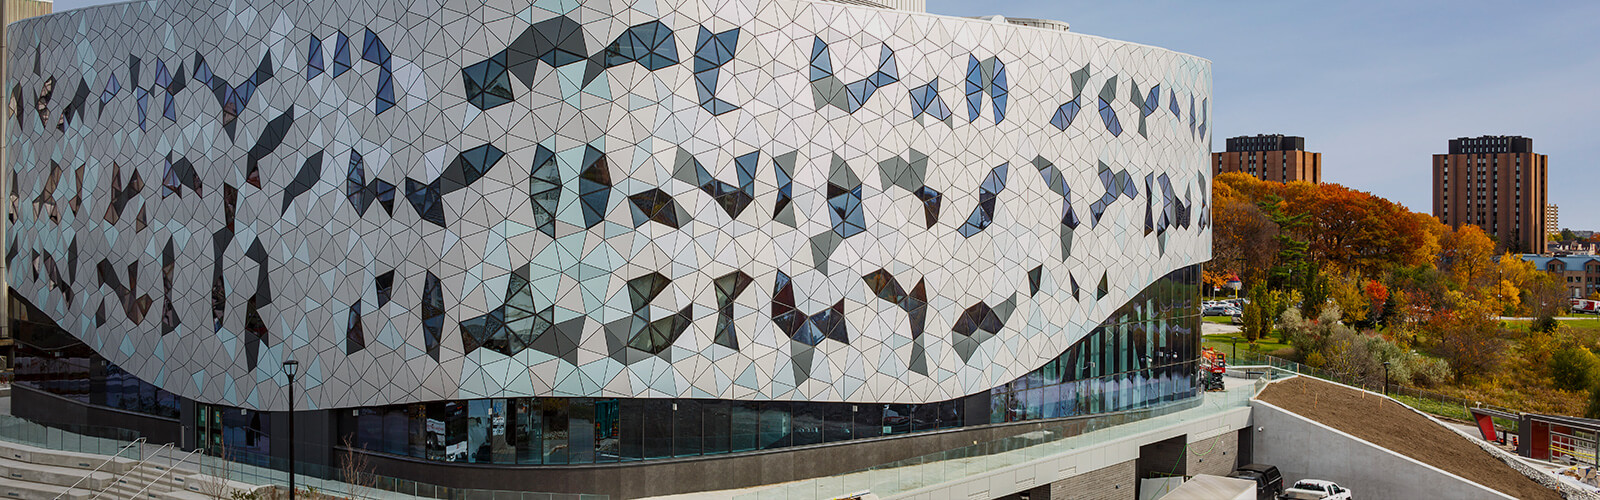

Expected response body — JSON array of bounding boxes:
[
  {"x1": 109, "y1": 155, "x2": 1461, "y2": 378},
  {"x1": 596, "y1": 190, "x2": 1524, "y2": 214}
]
[
  {"x1": 0, "y1": 413, "x2": 606, "y2": 499},
  {"x1": 734, "y1": 372, "x2": 1267, "y2": 499}
]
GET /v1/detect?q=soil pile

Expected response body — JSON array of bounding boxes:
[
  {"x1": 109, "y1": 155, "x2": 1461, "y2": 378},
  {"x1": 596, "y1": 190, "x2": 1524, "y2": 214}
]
[{"x1": 1258, "y1": 376, "x2": 1560, "y2": 500}]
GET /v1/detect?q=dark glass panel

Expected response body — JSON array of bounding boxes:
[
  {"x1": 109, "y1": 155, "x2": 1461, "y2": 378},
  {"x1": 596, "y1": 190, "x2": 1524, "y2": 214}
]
[
  {"x1": 730, "y1": 401, "x2": 759, "y2": 452},
  {"x1": 703, "y1": 401, "x2": 731, "y2": 455},
  {"x1": 568, "y1": 398, "x2": 595, "y2": 464},
  {"x1": 425, "y1": 402, "x2": 446, "y2": 461},
  {"x1": 912, "y1": 403, "x2": 938, "y2": 432},
  {"x1": 674, "y1": 400, "x2": 703, "y2": 457},
  {"x1": 407, "y1": 404, "x2": 427, "y2": 458},
  {"x1": 514, "y1": 398, "x2": 541, "y2": 464},
  {"x1": 884, "y1": 404, "x2": 913, "y2": 434},
  {"x1": 357, "y1": 408, "x2": 382, "y2": 450},
  {"x1": 619, "y1": 399, "x2": 643, "y2": 461},
  {"x1": 792, "y1": 403, "x2": 822, "y2": 446},
  {"x1": 445, "y1": 401, "x2": 468, "y2": 462},
  {"x1": 853, "y1": 404, "x2": 883, "y2": 439},
  {"x1": 641, "y1": 399, "x2": 673, "y2": 459},
  {"x1": 939, "y1": 399, "x2": 962, "y2": 429},
  {"x1": 468, "y1": 399, "x2": 491, "y2": 463},
  {"x1": 384, "y1": 405, "x2": 408, "y2": 456},
  {"x1": 541, "y1": 398, "x2": 570, "y2": 465},
  {"x1": 822, "y1": 403, "x2": 853, "y2": 442},
  {"x1": 594, "y1": 399, "x2": 620, "y2": 463},
  {"x1": 492, "y1": 399, "x2": 514, "y2": 464},
  {"x1": 758, "y1": 402, "x2": 791, "y2": 450}
]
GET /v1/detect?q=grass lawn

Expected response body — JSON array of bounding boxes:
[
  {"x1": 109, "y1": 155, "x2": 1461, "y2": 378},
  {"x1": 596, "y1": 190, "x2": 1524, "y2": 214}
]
[
  {"x1": 1202, "y1": 333, "x2": 1290, "y2": 358},
  {"x1": 1502, "y1": 317, "x2": 1600, "y2": 332},
  {"x1": 1391, "y1": 393, "x2": 1472, "y2": 422}
]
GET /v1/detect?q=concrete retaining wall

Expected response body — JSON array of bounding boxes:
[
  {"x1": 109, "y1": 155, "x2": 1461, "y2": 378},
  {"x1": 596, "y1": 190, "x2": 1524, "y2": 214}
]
[{"x1": 1250, "y1": 400, "x2": 1514, "y2": 499}]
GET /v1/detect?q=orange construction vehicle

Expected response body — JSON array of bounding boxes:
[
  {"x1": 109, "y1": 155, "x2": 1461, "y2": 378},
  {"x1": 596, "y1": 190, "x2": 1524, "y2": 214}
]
[{"x1": 1200, "y1": 347, "x2": 1226, "y2": 391}]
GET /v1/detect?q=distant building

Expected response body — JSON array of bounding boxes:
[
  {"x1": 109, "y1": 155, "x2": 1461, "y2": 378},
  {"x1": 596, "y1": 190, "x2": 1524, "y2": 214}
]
[
  {"x1": 1213, "y1": 134, "x2": 1322, "y2": 183},
  {"x1": 1550, "y1": 240, "x2": 1600, "y2": 255},
  {"x1": 1433, "y1": 135, "x2": 1549, "y2": 254},
  {"x1": 3, "y1": 0, "x2": 51, "y2": 22},
  {"x1": 1522, "y1": 255, "x2": 1600, "y2": 298},
  {"x1": 1547, "y1": 205, "x2": 1560, "y2": 233}
]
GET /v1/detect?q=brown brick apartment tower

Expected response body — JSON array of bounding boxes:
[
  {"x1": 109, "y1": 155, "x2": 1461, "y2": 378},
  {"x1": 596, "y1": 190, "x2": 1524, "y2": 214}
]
[
  {"x1": 1433, "y1": 135, "x2": 1549, "y2": 254},
  {"x1": 1212, "y1": 134, "x2": 1322, "y2": 183}
]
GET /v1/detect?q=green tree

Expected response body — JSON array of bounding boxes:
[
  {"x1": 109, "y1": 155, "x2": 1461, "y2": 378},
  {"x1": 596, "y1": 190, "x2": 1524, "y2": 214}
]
[
  {"x1": 1551, "y1": 346, "x2": 1600, "y2": 391},
  {"x1": 1242, "y1": 299, "x2": 1265, "y2": 342},
  {"x1": 1258, "y1": 195, "x2": 1312, "y2": 293}
]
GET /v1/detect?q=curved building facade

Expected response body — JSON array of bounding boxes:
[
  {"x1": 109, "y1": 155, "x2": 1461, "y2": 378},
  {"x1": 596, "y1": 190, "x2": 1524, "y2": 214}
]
[{"x1": 6, "y1": 0, "x2": 1212, "y2": 490}]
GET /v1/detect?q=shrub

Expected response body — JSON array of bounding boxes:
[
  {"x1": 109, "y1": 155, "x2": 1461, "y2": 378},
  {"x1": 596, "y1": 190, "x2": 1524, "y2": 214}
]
[
  {"x1": 1550, "y1": 346, "x2": 1600, "y2": 392},
  {"x1": 1408, "y1": 357, "x2": 1453, "y2": 387},
  {"x1": 1587, "y1": 386, "x2": 1600, "y2": 420},
  {"x1": 1532, "y1": 314, "x2": 1559, "y2": 334}
]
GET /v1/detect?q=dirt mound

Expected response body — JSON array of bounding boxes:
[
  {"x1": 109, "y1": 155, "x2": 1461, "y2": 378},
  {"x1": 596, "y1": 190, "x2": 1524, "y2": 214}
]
[{"x1": 1258, "y1": 376, "x2": 1560, "y2": 500}]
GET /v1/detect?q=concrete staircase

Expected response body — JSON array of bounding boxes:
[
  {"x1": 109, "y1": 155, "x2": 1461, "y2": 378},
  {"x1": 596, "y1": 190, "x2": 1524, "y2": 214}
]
[{"x1": 0, "y1": 440, "x2": 270, "y2": 500}]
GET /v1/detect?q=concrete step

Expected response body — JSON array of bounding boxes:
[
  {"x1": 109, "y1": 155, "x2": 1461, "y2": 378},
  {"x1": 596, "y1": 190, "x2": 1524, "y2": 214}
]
[
  {"x1": 0, "y1": 454, "x2": 115, "y2": 490},
  {"x1": 0, "y1": 476, "x2": 92, "y2": 500},
  {"x1": 0, "y1": 440, "x2": 136, "y2": 474}
]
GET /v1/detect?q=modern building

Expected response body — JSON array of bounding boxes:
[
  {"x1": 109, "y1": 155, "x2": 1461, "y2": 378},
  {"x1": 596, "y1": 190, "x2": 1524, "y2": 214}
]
[
  {"x1": 1433, "y1": 136, "x2": 1549, "y2": 254},
  {"x1": 1523, "y1": 255, "x2": 1600, "y2": 298},
  {"x1": 1547, "y1": 204, "x2": 1560, "y2": 234},
  {"x1": 5, "y1": 0, "x2": 1213, "y2": 497},
  {"x1": 1212, "y1": 134, "x2": 1321, "y2": 183}
]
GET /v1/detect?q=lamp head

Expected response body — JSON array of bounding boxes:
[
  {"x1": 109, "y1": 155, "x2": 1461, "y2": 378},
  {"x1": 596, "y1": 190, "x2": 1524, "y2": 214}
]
[{"x1": 282, "y1": 359, "x2": 299, "y2": 378}]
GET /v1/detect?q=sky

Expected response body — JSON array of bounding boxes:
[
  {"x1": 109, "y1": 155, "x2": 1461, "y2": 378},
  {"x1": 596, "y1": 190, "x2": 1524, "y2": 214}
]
[{"x1": 45, "y1": 0, "x2": 1600, "y2": 230}]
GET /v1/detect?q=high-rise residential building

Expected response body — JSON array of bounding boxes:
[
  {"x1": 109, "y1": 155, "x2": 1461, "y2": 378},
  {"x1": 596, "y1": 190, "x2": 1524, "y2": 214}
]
[
  {"x1": 1212, "y1": 134, "x2": 1322, "y2": 183},
  {"x1": 2, "y1": 0, "x2": 51, "y2": 22},
  {"x1": 1548, "y1": 204, "x2": 1560, "y2": 233},
  {"x1": 1433, "y1": 136, "x2": 1549, "y2": 254},
  {"x1": 5, "y1": 0, "x2": 1218, "y2": 497}
]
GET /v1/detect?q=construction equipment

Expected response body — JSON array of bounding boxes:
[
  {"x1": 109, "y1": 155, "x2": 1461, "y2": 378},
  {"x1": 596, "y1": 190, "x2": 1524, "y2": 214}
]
[{"x1": 1200, "y1": 347, "x2": 1227, "y2": 391}]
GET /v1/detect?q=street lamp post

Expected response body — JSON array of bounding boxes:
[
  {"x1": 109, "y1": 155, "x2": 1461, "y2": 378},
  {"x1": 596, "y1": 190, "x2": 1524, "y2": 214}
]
[
  {"x1": 282, "y1": 360, "x2": 299, "y2": 500},
  {"x1": 1382, "y1": 361, "x2": 1391, "y2": 396}
]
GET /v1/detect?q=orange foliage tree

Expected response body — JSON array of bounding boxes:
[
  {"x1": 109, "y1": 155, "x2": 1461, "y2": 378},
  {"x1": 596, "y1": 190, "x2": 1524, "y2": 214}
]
[{"x1": 1212, "y1": 173, "x2": 1442, "y2": 280}]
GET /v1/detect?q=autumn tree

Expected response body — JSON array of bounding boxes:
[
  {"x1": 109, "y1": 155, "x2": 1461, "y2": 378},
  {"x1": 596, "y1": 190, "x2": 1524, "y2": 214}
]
[
  {"x1": 1211, "y1": 178, "x2": 1279, "y2": 287},
  {"x1": 1439, "y1": 225, "x2": 1498, "y2": 292},
  {"x1": 1428, "y1": 292, "x2": 1509, "y2": 381},
  {"x1": 1327, "y1": 268, "x2": 1370, "y2": 325}
]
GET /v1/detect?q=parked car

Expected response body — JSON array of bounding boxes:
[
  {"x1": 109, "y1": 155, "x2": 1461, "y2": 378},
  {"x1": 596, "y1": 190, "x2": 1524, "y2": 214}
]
[
  {"x1": 1227, "y1": 463, "x2": 1283, "y2": 500},
  {"x1": 1281, "y1": 479, "x2": 1353, "y2": 500},
  {"x1": 1204, "y1": 305, "x2": 1241, "y2": 317}
]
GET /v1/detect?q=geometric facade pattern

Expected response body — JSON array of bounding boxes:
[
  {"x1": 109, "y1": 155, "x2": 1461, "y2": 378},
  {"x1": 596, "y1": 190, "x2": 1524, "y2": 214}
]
[{"x1": 6, "y1": 0, "x2": 1211, "y2": 412}]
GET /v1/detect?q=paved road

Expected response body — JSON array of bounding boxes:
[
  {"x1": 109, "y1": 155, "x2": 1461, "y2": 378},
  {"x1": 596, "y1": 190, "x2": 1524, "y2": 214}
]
[{"x1": 1202, "y1": 322, "x2": 1242, "y2": 335}]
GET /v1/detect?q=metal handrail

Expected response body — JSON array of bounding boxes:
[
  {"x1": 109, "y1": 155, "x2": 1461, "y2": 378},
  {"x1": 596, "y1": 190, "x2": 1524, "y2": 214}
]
[
  {"x1": 53, "y1": 437, "x2": 146, "y2": 500},
  {"x1": 90, "y1": 442, "x2": 172, "y2": 500},
  {"x1": 129, "y1": 448, "x2": 201, "y2": 500}
]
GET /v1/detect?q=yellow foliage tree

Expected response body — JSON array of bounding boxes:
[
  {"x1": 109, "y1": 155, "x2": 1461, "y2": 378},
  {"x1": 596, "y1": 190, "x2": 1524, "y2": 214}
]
[{"x1": 1327, "y1": 267, "x2": 1369, "y2": 324}]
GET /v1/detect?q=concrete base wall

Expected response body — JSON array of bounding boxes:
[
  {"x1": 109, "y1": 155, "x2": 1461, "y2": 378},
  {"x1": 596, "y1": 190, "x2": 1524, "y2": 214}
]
[
  {"x1": 1185, "y1": 432, "x2": 1237, "y2": 478},
  {"x1": 1250, "y1": 400, "x2": 1513, "y2": 499},
  {"x1": 1048, "y1": 460, "x2": 1136, "y2": 500}
]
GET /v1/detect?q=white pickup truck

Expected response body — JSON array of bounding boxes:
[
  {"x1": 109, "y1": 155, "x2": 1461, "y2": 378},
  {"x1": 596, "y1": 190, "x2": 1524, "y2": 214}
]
[{"x1": 1280, "y1": 479, "x2": 1353, "y2": 500}]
